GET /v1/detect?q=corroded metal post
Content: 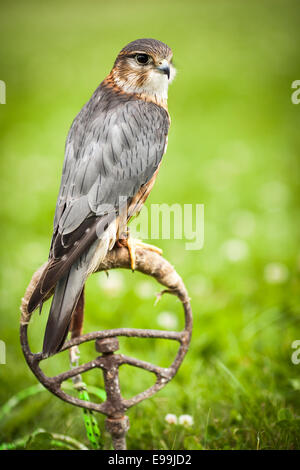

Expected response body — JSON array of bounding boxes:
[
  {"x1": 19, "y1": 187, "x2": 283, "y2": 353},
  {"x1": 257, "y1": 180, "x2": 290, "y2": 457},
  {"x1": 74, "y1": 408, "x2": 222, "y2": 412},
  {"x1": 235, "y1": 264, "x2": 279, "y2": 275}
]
[
  {"x1": 95, "y1": 337, "x2": 129, "y2": 450},
  {"x1": 20, "y1": 245, "x2": 192, "y2": 450}
]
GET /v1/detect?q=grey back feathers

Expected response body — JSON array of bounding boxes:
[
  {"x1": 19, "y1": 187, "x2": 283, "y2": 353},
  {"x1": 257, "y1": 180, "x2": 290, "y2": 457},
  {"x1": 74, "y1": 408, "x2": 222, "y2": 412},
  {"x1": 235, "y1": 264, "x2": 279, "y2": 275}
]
[
  {"x1": 28, "y1": 77, "x2": 170, "y2": 355},
  {"x1": 54, "y1": 85, "x2": 169, "y2": 237}
]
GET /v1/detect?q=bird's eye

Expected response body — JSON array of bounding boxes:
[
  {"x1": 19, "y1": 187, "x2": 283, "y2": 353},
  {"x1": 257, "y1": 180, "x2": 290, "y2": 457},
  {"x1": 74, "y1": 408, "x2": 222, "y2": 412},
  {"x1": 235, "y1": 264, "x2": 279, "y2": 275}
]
[{"x1": 135, "y1": 54, "x2": 150, "y2": 65}]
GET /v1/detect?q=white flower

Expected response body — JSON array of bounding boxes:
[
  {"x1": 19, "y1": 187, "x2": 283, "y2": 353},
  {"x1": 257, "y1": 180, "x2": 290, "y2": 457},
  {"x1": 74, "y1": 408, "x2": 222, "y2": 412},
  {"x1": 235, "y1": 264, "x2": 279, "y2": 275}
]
[
  {"x1": 157, "y1": 312, "x2": 178, "y2": 330},
  {"x1": 178, "y1": 414, "x2": 194, "y2": 427},
  {"x1": 264, "y1": 262, "x2": 289, "y2": 284},
  {"x1": 221, "y1": 239, "x2": 249, "y2": 262},
  {"x1": 165, "y1": 413, "x2": 178, "y2": 425}
]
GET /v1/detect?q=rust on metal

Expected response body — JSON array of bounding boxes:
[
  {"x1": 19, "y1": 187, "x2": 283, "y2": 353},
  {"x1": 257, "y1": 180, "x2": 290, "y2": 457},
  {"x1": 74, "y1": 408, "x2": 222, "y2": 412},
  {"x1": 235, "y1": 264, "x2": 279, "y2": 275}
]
[{"x1": 20, "y1": 245, "x2": 193, "y2": 450}]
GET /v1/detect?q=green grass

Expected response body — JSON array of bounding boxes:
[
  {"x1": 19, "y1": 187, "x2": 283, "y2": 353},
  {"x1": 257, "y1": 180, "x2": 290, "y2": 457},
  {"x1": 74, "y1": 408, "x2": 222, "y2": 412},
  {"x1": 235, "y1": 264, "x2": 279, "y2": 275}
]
[{"x1": 0, "y1": 0, "x2": 300, "y2": 450}]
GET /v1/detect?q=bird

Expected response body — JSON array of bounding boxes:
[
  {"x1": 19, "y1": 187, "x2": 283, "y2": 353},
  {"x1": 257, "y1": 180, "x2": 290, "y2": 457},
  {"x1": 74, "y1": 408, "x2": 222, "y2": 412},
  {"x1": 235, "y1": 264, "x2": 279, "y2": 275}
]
[{"x1": 27, "y1": 38, "x2": 176, "y2": 357}]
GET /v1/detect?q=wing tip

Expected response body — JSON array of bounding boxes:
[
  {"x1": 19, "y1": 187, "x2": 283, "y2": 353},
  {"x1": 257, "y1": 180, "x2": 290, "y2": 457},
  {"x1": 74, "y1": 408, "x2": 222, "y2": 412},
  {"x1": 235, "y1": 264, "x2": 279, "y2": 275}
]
[{"x1": 27, "y1": 296, "x2": 39, "y2": 314}]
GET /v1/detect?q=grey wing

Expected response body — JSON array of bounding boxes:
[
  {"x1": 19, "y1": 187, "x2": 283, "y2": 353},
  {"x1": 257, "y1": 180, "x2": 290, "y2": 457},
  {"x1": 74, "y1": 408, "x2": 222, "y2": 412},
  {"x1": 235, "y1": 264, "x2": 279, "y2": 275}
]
[
  {"x1": 28, "y1": 96, "x2": 169, "y2": 313},
  {"x1": 55, "y1": 99, "x2": 169, "y2": 236}
]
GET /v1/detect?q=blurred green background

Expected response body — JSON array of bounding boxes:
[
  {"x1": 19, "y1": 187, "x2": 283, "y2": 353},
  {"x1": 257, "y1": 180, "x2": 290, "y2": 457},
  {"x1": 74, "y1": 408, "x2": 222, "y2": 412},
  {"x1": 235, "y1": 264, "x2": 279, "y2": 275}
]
[{"x1": 0, "y1": 0, "x2": 300, "y2": 450}]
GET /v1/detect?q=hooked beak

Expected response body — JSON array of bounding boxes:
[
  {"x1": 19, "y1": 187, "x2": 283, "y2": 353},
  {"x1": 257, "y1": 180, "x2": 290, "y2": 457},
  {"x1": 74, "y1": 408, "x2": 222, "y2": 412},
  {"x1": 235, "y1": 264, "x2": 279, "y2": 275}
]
[{"x1": 156, "y1": 59, "x2": 170, "y2": 79}]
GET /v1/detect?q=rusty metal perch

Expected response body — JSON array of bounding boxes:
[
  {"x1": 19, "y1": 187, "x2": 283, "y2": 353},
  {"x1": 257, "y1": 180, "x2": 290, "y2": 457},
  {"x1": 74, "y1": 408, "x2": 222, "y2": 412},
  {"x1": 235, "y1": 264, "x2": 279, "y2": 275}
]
[{"x1": 20, "y1": 245, "x2": 193, "y2": 450}]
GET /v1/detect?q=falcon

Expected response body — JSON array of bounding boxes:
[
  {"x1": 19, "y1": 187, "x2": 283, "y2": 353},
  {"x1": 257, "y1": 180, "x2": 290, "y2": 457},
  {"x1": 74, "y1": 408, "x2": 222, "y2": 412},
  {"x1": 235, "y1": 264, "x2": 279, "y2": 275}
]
[{"x1": 27, "y1": 38, "x2": 176, "y2": 357}]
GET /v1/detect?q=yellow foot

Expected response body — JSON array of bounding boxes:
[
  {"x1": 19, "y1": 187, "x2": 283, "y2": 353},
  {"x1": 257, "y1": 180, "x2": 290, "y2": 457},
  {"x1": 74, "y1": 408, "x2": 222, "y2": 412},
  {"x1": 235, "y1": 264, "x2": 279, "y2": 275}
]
[{"x1": 126, "y1": 238, "x2": 163, "y2": 271}]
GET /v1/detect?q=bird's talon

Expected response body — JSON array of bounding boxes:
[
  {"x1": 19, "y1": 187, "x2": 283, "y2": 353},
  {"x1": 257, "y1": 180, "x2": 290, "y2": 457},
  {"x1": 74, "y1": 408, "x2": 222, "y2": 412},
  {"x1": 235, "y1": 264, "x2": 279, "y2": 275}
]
[
  {"x1": 121, "y1": 237, "x2": 162, "y2": 271},
  {"x1": 126, "y1": 238, "x2": 136, "y2": 271}
]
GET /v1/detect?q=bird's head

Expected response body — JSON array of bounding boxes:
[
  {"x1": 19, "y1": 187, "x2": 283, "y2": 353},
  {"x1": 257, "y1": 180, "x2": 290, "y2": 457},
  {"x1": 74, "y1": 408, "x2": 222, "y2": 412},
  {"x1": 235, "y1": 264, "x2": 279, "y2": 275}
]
[{"x1": 109, "y1": 38, "x2": 176, "y2": 105}]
